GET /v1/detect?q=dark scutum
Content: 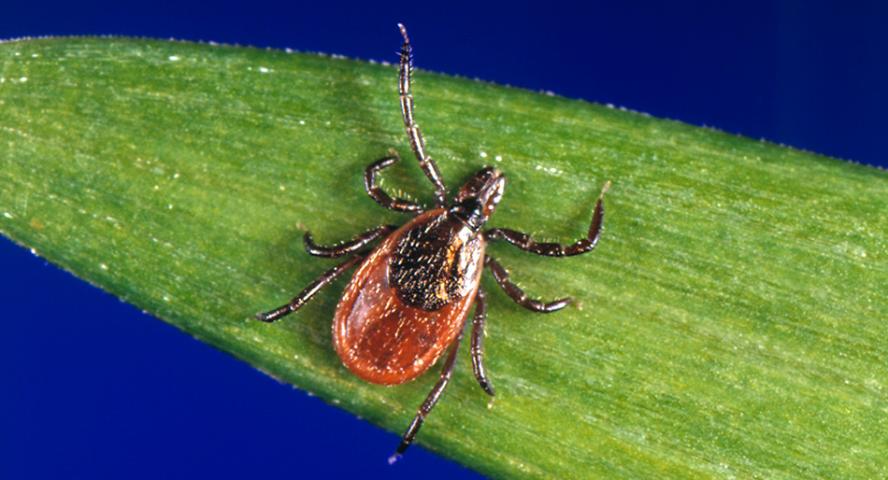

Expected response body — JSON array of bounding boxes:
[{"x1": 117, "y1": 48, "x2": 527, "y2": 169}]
[{"x1": 389, "y1": 215, "x2": 465, "y2": 311}]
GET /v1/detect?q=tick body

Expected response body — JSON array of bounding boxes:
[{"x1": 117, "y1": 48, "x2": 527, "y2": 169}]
[
  {"x1": 334, "y1": 208, "x2": 486, "y2": 385},
  {"x1": 256, "y1": 24, "x2": 610, "y2": 460}
]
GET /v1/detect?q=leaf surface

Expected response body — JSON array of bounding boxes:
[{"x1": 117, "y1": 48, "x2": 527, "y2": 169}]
[{"x1": 1, "y1": 38, "x2": 886, "y2": 478}]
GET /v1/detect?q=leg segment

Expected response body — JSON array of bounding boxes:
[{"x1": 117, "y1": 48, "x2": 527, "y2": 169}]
[
  {"x1": 485, "y1": 255, "x2": 570, "y2": 313},
  {"x1": 397, "y1": 23, "x2": 447, "y2": 207},
  {"x1": 389, "y1": 330, "x2": 464, "y2": 462},
  {"x1": 485, "y1": 181, "x2": 611, "y2": 257},
  {"x1": 471, "y1": 289, "x2": 495, "y2": 396},
  {"x1": 255, "y1": 255, "x2": 363, "y2": 323},
  {"x1": 364, "y1": 154, "x2": 424, "y2": 214},
  {"x1": 304, "y1": 225, "x2": 396, "y2": 258}
]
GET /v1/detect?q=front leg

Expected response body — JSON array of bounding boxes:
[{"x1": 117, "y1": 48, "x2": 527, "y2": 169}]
[
  {"x1": 486, "y1": 255, "x2": 570, "y2": 313},
  {"x1": 397, "y1": 23, "x2": 447, "y2": 207},
  {"x1": 486, "y1": 181, "x2": 610, "y2": 257}
]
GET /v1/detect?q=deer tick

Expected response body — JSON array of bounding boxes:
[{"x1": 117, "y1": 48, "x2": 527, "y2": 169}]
[{"x1": 256, "y1": 23, "x2": 610, "y2": 461}]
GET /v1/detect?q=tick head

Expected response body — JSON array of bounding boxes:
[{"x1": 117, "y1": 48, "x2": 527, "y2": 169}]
[{"x1": 452, "y1": 167, "x2": 505, "y2": 230}]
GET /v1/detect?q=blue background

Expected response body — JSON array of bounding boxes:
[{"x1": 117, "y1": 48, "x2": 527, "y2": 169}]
[{"x1": 2, "y1": 2, "x2": 886, "y2": 479}]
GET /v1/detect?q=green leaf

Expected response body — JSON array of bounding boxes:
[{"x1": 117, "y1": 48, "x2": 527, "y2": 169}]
[{"x1": 1, "y1": 37, "x2": 887, "y2": 478}]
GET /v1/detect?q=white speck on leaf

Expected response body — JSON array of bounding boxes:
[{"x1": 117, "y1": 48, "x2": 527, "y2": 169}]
[
  {"x1": 2, "y1": 212, "x2": 13, "y2": 219},
  {"x1": 100, "y1": 263, "x2": 108, "y2": 271},
  {"x1": 534, "y1": 164, "x2": 562, "y2": 176},
  {"x1": 258, "y1": 66, "x2": 270, "y2": 73},
  {"x1": 480, "y1": 151, "x2": 488, "y2": 158},
  {"x1": 168, "y1": 55, "x2": 180, "y2": 62},
  {"x1": 495, "y1": 155, "x2": 503, "y2": 162}
]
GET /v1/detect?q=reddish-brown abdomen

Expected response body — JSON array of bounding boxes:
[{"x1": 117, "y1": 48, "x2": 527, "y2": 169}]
[{"x1": 333, "y1": 209, "x2": 485, "y2": 385}]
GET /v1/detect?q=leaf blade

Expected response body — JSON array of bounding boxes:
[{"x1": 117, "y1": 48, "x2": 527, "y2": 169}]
[{"x1": 1, "y1": 37, "x2": 887, "y2": 479}]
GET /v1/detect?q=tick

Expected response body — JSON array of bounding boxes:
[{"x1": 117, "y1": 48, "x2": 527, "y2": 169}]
[{"x1": 256, "y1": 23, "x2": 610, "y2": 461}]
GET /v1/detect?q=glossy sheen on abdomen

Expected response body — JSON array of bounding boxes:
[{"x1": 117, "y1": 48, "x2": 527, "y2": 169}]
[{"x1": 333, "y1": 209, "x2": 485, "y2": 385}]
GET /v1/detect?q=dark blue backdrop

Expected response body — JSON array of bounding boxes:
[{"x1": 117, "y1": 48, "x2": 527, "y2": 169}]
[{"x1": 2, "y1": 2, "x2": 886, "y2": 479}]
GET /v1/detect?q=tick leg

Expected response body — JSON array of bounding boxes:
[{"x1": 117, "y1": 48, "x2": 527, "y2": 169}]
[
  {"x1": 397, "y1": 23, "x2": 447, "y2": 207},
  {"x1": 390, "y1": 330, "x2": 464, "y2": 462},
  {"x1": 364, "y1": 154, "x2": 424, "y2": 214},
  {"x1": 304, "y1": 225, "x2": 396, "y2": 258},
  {"x1": 485, "y1": 181, "x2": 611, "y2": 257},
  {"x1": 255, "y1": 255, "x2": 363, "y2": 323},
  {"x1": 485, "y1": 255, "x2": 570, "y2": 313},
  {"x1": 471, "y1": 289, "x2": 495, "y2": 396}
]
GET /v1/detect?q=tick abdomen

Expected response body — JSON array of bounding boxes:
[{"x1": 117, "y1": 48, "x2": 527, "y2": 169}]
[{"x1": 333, "y1": 210, "x2": 485, "y2": 385}]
